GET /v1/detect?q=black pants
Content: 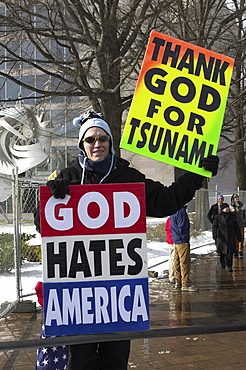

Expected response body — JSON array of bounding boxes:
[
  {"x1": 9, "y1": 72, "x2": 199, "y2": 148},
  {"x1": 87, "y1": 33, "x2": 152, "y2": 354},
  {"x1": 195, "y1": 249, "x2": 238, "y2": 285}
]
[
  {"x1": 220, "y1": 252, "x2": 233, "y2": 269},
  {"x1": 67, "y1": 340, "x2": 130, "y2": 370}
]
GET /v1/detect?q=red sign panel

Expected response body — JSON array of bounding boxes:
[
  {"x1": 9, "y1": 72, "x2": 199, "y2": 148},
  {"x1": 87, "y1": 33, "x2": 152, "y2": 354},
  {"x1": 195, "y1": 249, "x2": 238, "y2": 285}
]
[{"x1": 40, "y1": 183, "x2": 146, "y2": 237}]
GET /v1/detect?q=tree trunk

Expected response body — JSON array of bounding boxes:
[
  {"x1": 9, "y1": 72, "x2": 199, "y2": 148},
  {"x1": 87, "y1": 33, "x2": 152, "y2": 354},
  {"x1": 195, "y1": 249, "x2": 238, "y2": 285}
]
[
  {"x1": 194, "y1": 189, "x2": 210, "y2": 231},
  {"x1": 94, "y1": 93, "x2": 122, "y2": 158},
  {"x1": 234, "y1": 52, "x2": 246, "y2": 189}
]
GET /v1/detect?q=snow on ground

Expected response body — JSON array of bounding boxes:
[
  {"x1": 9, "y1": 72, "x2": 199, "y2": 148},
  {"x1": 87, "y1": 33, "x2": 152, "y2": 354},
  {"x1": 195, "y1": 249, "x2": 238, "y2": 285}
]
[
  {"x1": 0, "y1": 220, "x2": 215, "y2": 306},
  {"x1": 146, "y1": 217, "x2": 215, "y2": 275}
]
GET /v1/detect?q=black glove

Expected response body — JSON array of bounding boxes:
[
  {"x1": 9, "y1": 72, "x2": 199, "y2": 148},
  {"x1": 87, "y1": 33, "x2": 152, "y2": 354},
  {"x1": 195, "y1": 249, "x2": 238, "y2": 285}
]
[
  {"x1": 46, "y1": 178, "x2": 70, "y2": 199},
  {"x1": 200, "y1": 155, "x2": 219, "y2": 176}
]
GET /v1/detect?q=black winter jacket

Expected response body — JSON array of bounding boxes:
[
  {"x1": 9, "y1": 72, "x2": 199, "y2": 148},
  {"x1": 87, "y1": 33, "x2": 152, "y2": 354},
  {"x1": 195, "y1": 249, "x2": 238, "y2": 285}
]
[
  {"x1": 212, "y1": 212, "x2": 242, "y2": 254},
  {"x1": 207, "y1": 203, "x2": 220, "y2": 224},
  {"x1": 56, "y1": 157, "x2": 203, "y2": 218},
  {"x1": 34, "y1": 157, "x2": 204, "y2": 230},
  {"x1": 230, "y1": 201, "x2": 246, "y2": 228}
]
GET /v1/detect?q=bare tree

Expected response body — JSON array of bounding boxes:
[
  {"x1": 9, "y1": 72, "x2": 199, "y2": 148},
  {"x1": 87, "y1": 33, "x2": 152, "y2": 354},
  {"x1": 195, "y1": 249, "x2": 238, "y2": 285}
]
[
  {"x1": 154, "y1": 0, "x2": 246, "y2": 229},
  {"x1": 0, "y1": 0, "x2": 245, "y2": 185},
  {"x1": 0, "y1": 0, "x2": 169, "y2": 155},
  {"x1": 158, "y1": 0, "x2": 246, "y2": 189},
  {"x1": 223, "y1": 0, "x2": 246, "y2": 189}
]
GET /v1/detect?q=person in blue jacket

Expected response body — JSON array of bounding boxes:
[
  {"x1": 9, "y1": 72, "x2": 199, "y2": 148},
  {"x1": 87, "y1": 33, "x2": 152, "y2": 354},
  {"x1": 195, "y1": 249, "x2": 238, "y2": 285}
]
[{"x1": 171, "y1": 205, "x2": 199, "y2": 292}]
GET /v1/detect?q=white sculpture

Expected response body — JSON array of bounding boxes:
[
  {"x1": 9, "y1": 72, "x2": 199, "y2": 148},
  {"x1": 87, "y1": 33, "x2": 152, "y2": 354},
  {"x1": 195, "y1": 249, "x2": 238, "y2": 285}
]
[{"x1": 0, "y1": 105, "x2": 53, "y2": 201}]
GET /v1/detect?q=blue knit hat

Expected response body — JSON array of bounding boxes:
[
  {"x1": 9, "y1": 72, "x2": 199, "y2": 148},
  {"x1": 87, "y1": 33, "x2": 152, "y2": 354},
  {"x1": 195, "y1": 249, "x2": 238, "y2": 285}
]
[{"x1": 217, "y1": 194, "x2": 224, "y2": 200}]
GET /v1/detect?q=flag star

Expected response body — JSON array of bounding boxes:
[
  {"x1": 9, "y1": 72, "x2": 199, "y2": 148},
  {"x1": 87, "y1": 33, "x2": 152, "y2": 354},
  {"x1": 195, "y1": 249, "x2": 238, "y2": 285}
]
[
  {"x1": 62, "y1": 353, "x2": 67, "y2": 360},
  {"x1": 53, "y1": 357, "x2": 59, "y2": 363},
  {"x1": 52, "y1": 346, "x2": 58, "y2": 352},
  {"x1": 42, "y1": 347, "x2": 48, "y2": 354},
  {"x1": 62, "y1": 345, "x2": 66, "y2": 348},
  {"x1": 36, "y1": 360, "x2": 40, "y2": 366},
  {"x1": 43, "y1": 359, "x2": 49, "y2": 365}
]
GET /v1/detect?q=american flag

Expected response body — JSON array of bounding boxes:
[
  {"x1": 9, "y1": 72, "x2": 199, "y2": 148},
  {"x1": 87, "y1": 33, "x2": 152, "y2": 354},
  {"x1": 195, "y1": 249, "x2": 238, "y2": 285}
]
[{"x1": 35, "y1": 325, "x2": 68, "y2": 370}]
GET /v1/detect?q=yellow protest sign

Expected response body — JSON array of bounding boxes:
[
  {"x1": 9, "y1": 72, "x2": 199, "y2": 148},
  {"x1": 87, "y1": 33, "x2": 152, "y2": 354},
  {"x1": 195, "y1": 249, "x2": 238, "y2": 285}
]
[{"x1": 120, "y1": 31, "x2": 234, "y2": 176}]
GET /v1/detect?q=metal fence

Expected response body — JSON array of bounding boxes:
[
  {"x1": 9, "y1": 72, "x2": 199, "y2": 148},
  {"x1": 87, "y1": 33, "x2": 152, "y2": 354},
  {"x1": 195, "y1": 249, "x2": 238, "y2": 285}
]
[
  {"x1": 1, "y1": 176, "x2": 246, "y2": 318},
  {"x1": 0, "y1": 175, "x2": 45, "y2": 317},
  {"x1": 2, "y1": 322, "x2": 246, "y2": 352}
]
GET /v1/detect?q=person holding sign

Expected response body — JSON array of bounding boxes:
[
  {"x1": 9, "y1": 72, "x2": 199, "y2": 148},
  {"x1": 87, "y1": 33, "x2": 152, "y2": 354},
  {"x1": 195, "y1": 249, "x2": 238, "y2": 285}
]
[{"x1": 34, "y1": 110, "x2": 218, "y2": 370}]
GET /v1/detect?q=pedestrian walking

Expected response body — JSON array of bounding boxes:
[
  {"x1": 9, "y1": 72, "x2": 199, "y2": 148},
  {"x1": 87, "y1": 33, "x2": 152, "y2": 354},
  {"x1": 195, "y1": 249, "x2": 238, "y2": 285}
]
[
  {"x1": 230, "y1": 194, "x2": 246, "y2": 257},
  {"x1": 207, "y1": 194, "x2": 224, "y2": 224},
  {"x1": 213, "y1": 203, "x2": 242, "y2": 272},
  {"x1": 171, "y1": 205, "x2": 199, "y2": 292}
]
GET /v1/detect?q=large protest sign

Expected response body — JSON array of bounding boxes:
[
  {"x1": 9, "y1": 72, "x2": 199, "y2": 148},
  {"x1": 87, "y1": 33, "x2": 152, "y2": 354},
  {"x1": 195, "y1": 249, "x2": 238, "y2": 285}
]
[
  {"x1": 120, "y1": 31, "x2": 234, "y2": 176},
  {"x1": 40, "y1": 183, "x2": 149, "y2": 336}
]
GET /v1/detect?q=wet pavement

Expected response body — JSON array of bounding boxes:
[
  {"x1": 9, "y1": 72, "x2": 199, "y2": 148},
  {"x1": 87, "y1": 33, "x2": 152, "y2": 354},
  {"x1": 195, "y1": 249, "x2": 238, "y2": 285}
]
[{"x1": 1, "y1": 251, "x2": 246, "y2": 369}]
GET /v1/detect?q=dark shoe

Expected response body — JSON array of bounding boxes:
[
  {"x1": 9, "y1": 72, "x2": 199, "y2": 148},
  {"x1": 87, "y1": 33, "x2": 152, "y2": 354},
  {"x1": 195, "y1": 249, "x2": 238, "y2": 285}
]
[
  {"x1": 174, "y1": 282, "x2": 181, "y2": 289},
  {"x1": 239, "y1": 252, "x2": 244, "y2": 258},
  {"x1": 234, "y1": 253, "x2": 238, "y2": 257},
  {"x1": 220, "y1": 265, "x2": 225, "y2": 269},
  {"x1": 227, "y1": 267, "x2": 233, "y2": 272}
]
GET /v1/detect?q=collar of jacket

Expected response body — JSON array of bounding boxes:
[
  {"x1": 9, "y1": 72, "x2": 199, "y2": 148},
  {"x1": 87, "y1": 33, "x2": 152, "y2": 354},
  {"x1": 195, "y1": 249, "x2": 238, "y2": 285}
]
[{"x1": 73, "y1": 156, "x2": 130, "y2": 184}]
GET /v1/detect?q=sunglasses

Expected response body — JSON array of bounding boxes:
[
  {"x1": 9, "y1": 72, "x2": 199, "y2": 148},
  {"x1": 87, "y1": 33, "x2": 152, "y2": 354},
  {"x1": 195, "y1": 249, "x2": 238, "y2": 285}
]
[{"x1": 82, "y1": 135, "x2": 110, "y2": 144}]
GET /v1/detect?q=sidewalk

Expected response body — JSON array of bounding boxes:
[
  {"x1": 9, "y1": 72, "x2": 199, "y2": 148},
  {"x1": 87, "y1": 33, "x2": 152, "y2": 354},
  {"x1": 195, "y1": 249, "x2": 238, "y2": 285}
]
[{"x1": 1, "y1": 252, "x2": 246, "y2": 369}]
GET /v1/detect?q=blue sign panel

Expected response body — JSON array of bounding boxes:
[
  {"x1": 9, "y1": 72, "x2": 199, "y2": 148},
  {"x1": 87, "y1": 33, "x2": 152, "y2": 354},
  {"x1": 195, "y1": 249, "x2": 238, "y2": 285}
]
[{"x1": 43, "y1": 278, "x2": 149, "y2": 336}]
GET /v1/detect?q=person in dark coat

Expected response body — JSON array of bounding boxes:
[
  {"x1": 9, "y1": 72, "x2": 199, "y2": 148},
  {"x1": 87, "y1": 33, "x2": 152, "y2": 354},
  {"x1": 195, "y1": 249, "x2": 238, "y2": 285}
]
[
  {"x1": 207, "y1": 194, "x2": 224, "y2": 224},
  {"x1": 34, "y1": 110, "x2": 219, "y2": 370},
  {"x1": 212, "y1": 203, "x2": 242, "y2": 272},
  {"x1": 230, "y1": 193, "x2": 246, "y2": 257}
]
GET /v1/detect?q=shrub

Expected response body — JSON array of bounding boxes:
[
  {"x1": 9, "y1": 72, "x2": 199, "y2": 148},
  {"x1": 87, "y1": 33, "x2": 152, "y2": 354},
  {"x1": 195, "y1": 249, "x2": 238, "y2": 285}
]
[
  {"x1": 146, "y1": 219, "x2": 203, "y2": 243},
  {"x1": 21, "y1": 232, "x2": 37, "y2": 261},
  {"x1": 0, "y1": 233, "x2": 15, "y2": 272},
  {"x1": 146, "y1": 222, "x2": 165, "y2": 242},
  {"x1": 27, "y1": 245, "x2": 42, "y2": 262},
  {"x1": 0, "y1": 232, "x2": 39, "y2": 273},
  {"x1": 190, "y1": 223, "x2": 204, "y2": 238}
]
